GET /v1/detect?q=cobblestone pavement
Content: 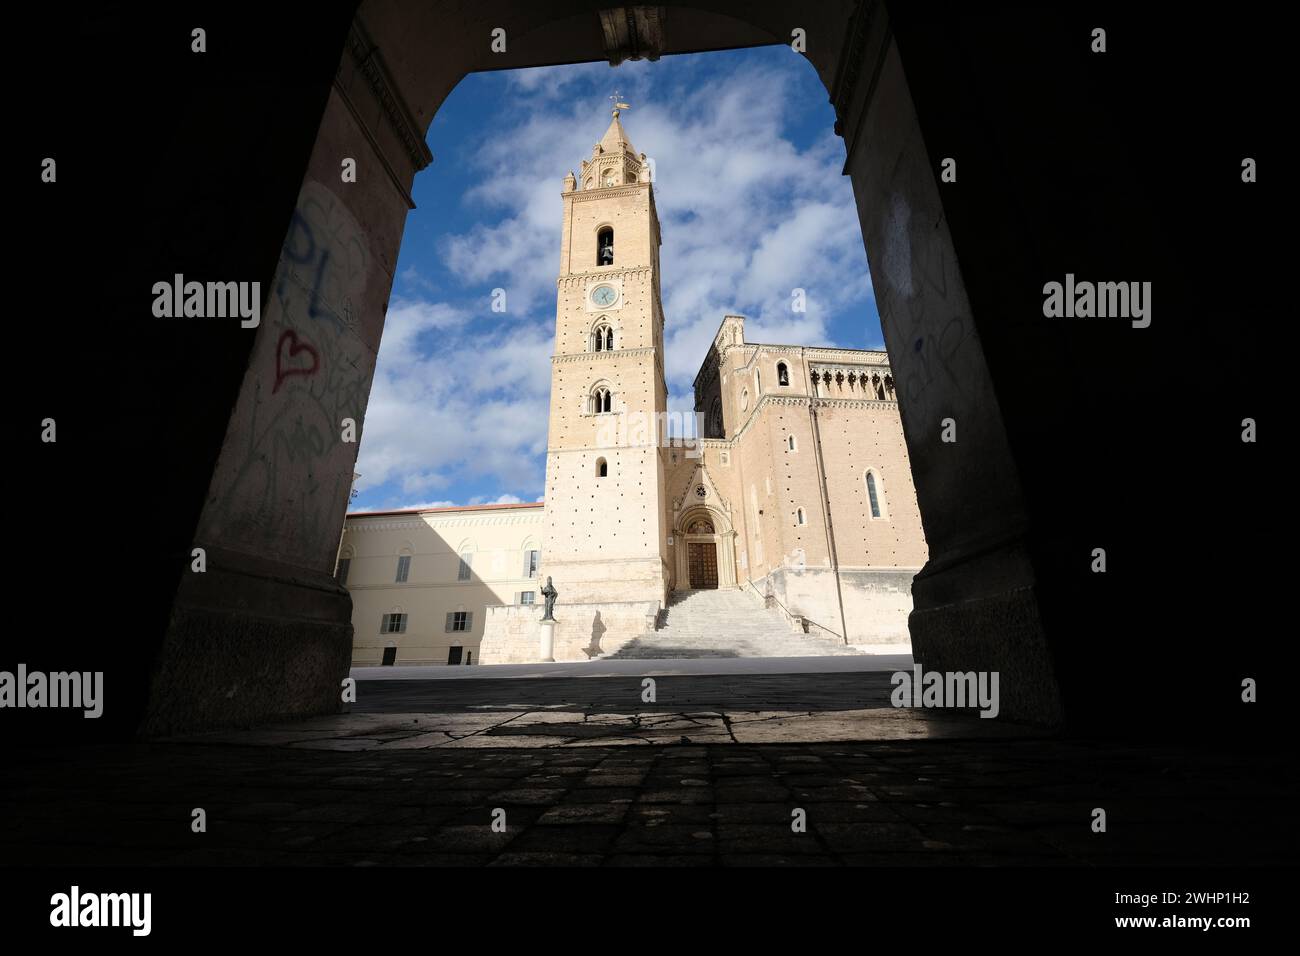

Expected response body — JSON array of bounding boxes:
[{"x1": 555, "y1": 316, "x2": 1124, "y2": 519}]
[
  {"x1": 153, "y1": 673, "x2": 1031, "y2": 751},
  {"x1": 356, "y1": 671, "x2": 904, "y2": 713},
  {"x1": 4, "y1": 675, "x2": 1293, "y2": 867}
]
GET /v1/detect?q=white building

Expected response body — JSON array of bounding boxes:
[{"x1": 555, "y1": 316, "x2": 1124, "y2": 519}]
[{"x1": 339, "y1": 502, "x2": 544, "y2": 665}]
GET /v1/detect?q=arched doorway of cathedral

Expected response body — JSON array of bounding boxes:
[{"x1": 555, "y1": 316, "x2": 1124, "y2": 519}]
[{"x1": 674, "y1": 507, "x2": 737, "y2": 592}]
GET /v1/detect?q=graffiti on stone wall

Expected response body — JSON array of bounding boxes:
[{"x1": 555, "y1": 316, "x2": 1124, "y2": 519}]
[
  {"x1": 199, "y1": 180, "x2": 376, "y2": 566},
  {"x1": 875, "y1": 189, "x2": 978, "y2": 415}
]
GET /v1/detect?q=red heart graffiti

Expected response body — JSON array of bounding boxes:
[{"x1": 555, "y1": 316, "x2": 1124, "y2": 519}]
[{"x1": 273, "y1": 329, "x2": 320, "y2": 393}]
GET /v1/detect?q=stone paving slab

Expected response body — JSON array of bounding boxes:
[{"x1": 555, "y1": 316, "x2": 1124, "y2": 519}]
[
  {"x1": 3, "y1": 738, "x2": 1294, "y2": 867},
  {"x1": 168, "y1": 707, "x2": 1033, "y2": 750}
]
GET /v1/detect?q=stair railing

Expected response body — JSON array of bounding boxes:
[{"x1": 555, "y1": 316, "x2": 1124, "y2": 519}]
[{"x1": 743, "y1": 581, "x2": 845, "y2": 643}]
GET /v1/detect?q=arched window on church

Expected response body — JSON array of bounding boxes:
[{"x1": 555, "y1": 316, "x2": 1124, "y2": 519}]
[
  {"x1": 590, "y1": 387, "x2": 613, "y2": 414},
  {"x1": 596, "y1": 457, "x2": 608, "y2": 478},
  {"x1": 865, "y1": 470, "x2": 886, "y2": 519},
  {"x1": 708, "y1": 398, "x2": 723, "y2": 438},
  {"x1": 787, "y1": 434, "x2": 797, "y2": 452},
  {"x1": 796, "y1": 507, "x2": 807, "y2": 526},
  {"x1": 597, "y1": 227, "x2": 614, "y2": 266},
  {"x1": 592, "y1": 322, "x2": 614, "y2": 352},
  {"x1": 777, "y1": 362, "x2": 790, "y2": 387}
]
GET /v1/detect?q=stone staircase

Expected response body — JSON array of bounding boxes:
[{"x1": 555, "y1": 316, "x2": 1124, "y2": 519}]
[{"x1": 602, "y1": 588, "x2": 863, "y2": 659}]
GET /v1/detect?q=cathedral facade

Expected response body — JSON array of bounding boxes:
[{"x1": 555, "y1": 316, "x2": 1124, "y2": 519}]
[
  {"x1": 340, "y1": 111, "x2": 927, "y2": 667},
  {"x1": 475, "y1": 111, "x2": 928, "y2": 663}
]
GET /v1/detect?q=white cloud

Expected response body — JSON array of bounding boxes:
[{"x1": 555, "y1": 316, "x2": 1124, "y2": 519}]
[
  {"x1": 355, "y1": 50, "x2": 875, "y2": 511},
  {"x1": 349, "y1": 499, "x2": 455, "y2": 513}
]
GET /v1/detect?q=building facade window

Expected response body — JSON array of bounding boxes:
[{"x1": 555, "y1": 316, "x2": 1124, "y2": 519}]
[
  {"x1": 596, "y1": 457, "x2": 608, "y2": 477},
  {"x1": 457, "y1": 552, "x2": 473, "y2": 581},
  {"x1": 787, "y1": 434, "x2": 797, "y2": 452},
  {"x1": 520, "y1": 591, "x2": 536, "y2": 605},
  {"x1": 445, "y1": 611, "x2": 472, "y2": 633},
  {"x1": 336, "y1": 557, "x2": 351, "y2": 586},
  {"x1": 796, "y1": 507, "x2": 807, "y2": 526},
  {"x1": 524, "y1": 549, "x2": 540, "y2": 578},
  {"x1": 591, "y1": 386, "x2": 613, "y2": 413},
  {"x1": 777, "y1": 361, "x2": 790, "y2": 386},
  {"x1": 592, "y1": 323, "x2": 614, "y2": 351},
  {"x1": 395, "y1": 555, "x2": 411, "y2": 583},
  {"x1": 865, "y1": 470, "x2": 886, "y2": 519},
  {"x1": 597, "y1": 226, "x2": 614, "y2": 265},
  {"x1": 381, "y1": 612, "x2": 407, "y2": 634}
]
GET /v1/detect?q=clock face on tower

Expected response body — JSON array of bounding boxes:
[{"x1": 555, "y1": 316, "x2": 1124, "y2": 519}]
[{"x1": 591, "y1": 284, "x2": 618, "y2": 308}]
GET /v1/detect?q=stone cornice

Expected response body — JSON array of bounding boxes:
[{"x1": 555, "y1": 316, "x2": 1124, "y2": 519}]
[
  {"x1": 808, "y1": 354, "x2": 892, "y2": 368},
  {"x1": 342, "y1": 18, "x2": 433, "y2": 174},
  {"x1": 569, "y1": 183, "x2": 650, "y2": 202},
  {"x1": 551, "y1": 346, "x2": 656, "y2": 364},
  {"x1": 809, "y1": 398, "x2": 898, "y2": 410},
  {"x1": 557, "y1": 267, "x2": 651, "y2": 288}
]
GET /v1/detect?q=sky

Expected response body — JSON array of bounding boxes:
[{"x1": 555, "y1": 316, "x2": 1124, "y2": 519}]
[{"x1": 351, "y1": 45, "x2": 883, "y2": 513}]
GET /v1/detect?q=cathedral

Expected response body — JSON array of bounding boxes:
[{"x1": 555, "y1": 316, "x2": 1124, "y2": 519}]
[{"x1": 341, "y1": 110, "x2": 928, "y2": 667}]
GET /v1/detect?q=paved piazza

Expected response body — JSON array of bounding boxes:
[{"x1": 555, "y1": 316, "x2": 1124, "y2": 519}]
[{"x1": 3, "y1": 672, "x2": 1292, "y2": 866}]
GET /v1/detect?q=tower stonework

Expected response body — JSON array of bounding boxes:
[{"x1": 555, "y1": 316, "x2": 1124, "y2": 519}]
[
  {"x1": 479, "y1": 110, "x2": 670, "y2": 663},
  {"x1": 544, "y1": 109, "x2": 669, "y2": 607}
]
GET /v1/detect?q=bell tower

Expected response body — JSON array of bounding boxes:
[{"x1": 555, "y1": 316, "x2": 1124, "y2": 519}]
[{"x1": 540, "y1": 105, "x2": 669, "y2": 608}]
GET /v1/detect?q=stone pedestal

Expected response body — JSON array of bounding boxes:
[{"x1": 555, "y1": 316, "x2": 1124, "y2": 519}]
[{"x1": 539, "y1": 620, "x2": 556, "y2": 662}]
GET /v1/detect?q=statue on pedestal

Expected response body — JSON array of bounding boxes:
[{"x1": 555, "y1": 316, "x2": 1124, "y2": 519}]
[{"x1": 540, "y1": 576, "x2": 558, "y2": 621}]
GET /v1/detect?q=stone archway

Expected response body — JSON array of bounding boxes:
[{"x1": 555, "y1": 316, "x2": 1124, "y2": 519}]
[
  {"x1": 65, "y1": 2, "x2": 1264, "y2": 742},
  {"x1": 129, "y1": 0, "x2": 1057, "y2": 735}
]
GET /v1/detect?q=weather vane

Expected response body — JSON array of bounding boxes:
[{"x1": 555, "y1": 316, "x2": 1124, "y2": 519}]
[{"x1": 610, "y1": 91, "x2": 630, "y2": 115}]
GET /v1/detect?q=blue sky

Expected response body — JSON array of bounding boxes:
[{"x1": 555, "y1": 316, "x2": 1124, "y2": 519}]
[{"x1": 352, "y1": 45, "x2": 882, "y2": 513}]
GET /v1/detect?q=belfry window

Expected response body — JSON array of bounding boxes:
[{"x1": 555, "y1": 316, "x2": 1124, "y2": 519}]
[
  {"x1": 593, "y1": 323, "x2": 614, "y2": 351},
  {"x1": 597, "y1": 227, "x2": 614, "y2": 266},
  {"x1": 596, "y1": 457, "x2": 608, "y2": 478},
  {"x1": 777, "y1": 362, "x2": 789, "y2": 386},
  {"x1": 591, "y1": 386, "x2": 612, "y2": 414}
]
